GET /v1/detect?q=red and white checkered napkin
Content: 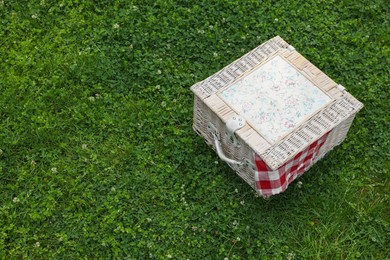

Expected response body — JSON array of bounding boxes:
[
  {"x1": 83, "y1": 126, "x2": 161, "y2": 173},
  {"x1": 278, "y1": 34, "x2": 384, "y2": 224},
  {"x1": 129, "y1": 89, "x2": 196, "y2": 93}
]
[{"x1": 254, "y1": 131, "x2": 331, "y2": 196}]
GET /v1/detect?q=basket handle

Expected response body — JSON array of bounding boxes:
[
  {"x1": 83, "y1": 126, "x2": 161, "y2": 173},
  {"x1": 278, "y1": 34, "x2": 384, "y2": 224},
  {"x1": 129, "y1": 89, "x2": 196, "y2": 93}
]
[{"x1": 212, "y1": 133, "x2": 244, "y2": 165}]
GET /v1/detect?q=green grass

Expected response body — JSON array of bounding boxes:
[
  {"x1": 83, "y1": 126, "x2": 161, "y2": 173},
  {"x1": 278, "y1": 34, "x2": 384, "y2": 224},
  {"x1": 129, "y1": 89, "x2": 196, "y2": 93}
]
[{"x1": 0, "y1": 0, "x2": 389, "y2": 258}]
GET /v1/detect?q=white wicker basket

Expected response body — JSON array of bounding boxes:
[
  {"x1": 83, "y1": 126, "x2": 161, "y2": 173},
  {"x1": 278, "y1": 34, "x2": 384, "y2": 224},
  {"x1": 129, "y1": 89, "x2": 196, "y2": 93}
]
[{"x1": 191, "y1": 36, "x2": 363, "y2": 197}]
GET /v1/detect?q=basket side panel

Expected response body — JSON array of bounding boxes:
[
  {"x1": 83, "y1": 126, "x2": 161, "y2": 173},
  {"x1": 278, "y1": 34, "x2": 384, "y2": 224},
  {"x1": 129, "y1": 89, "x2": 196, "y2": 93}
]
[
  {"x1": 315, "y1": 113, "x2": 357, "y2": 162},
  {"x1": 192, "y1": 96, "x2": 256, "y2": 188}
]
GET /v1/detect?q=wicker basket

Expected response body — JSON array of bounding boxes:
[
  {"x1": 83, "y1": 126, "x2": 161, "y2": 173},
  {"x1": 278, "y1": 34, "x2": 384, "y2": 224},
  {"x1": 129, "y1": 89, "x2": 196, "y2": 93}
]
[{"x1": 191, "y1": 36, "x2": 363, "y2": 197}]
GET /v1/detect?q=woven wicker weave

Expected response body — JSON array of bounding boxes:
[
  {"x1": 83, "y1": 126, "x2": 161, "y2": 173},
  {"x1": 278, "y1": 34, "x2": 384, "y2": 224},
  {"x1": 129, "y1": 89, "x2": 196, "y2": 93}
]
[{"x1": 191, "y1": 36, "x2": 363, "y2": 196}]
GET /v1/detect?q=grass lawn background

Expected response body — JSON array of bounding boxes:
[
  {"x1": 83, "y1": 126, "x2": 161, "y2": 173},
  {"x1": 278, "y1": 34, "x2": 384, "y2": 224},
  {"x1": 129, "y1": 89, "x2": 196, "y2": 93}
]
[{"x1": 0, "y1": 0, "x2": 389, "y2": 258}]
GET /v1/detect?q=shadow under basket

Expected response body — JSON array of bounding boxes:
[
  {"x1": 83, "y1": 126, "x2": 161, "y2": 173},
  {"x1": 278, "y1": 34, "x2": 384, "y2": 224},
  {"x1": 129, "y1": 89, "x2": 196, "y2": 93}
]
[{"x1": 190, "y1": 36, "x2": 363, "y2": 197}]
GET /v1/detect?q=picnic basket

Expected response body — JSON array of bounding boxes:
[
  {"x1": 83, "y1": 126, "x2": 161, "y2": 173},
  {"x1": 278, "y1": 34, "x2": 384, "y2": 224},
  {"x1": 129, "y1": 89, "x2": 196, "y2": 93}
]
[{"x1": 190, "y1": 36, "x2": 363, "y2": 197}]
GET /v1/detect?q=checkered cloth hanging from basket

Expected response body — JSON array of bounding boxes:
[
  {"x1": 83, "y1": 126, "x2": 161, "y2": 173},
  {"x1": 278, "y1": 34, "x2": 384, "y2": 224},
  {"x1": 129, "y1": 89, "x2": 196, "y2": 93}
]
[{"x1": 254, "y1": 131, "x2": 331, "y2": 196}]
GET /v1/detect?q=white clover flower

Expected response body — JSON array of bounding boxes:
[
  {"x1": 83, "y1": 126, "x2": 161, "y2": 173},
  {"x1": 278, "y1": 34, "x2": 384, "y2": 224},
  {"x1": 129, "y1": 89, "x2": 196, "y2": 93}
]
[
  {"x1": 213, "y1": 52, "x2": 218, "y2": 57},
  {"x1": 146, "y1": 218, "x2": 152, "y2": 222},
  {"x1": 51, "y1": 167, "x2": 57, "y2": 173},
  {"x1": 113, "y1": 23, "x2": 120, "y2": 29},
  {"x1": 167, "y1": 254, "x2": 173, "y2": 259},
  {"x1": 157, "y1": 69, "x2": 162, "y2": 75},
  {"x1": 111, "y1": 187, "x2": 116, "y2": 192},
  {"x1": 234, "y1": 188, "x2": 239, "y2": 193},
  {"x1": 161, "y1": 101, "x2": 166, "y2": 107},
  {"x1": 287, "y1": 252, "x2": 296, "y2": 260},
  {"x1": 13, "y1": 197, "x2": 20, "y2": 203},
  {"x1": 236, "y1": 237, "x2": 241, "y2": 241},
  {"x1": 88, "y1": 96, "x2": 95, "y2": 102},
  {"x1": 240, "y1": 200, "x2": 245, "y2": 205},
  {"x1": 297, "y1": 181, "x2": 303, "y2": 188},
  {"x1": 31, "y1": 14, "x2": 38, "y2": 19},
  {"x1": 34, "y1": 242, "x2": 40, "y2": 247},
  {"x1": 82, "y1": 144, "x2": 87, "y2": 150}
]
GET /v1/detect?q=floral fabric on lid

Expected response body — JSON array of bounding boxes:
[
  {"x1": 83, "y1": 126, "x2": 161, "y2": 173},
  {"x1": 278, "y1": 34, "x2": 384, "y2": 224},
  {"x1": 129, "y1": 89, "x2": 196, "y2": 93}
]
[{"x1": 219, "y1": 55, "x2": 332, "y2": 143}]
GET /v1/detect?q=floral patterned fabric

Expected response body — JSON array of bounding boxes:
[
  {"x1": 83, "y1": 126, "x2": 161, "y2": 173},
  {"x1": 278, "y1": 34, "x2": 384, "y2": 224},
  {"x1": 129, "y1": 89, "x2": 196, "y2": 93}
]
[{"x1": 219, "y1": 55, "x2": 331, "y2": 143}]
